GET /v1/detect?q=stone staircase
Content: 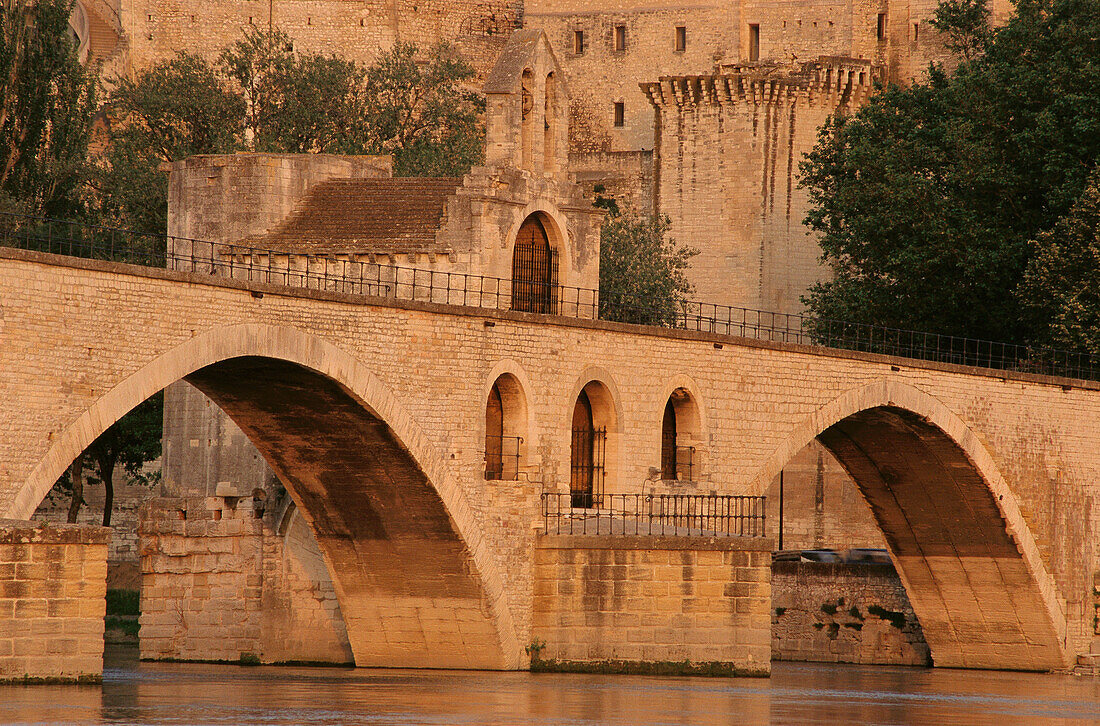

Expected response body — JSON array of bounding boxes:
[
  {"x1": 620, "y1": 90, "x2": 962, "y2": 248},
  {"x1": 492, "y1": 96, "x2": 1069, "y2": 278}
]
[{"x1": 1073, "y1": 639, "x2": 1100, "y2": 676}]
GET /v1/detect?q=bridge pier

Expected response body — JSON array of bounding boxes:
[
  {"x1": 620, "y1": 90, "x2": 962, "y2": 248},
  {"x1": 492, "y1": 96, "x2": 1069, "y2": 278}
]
[
  {"x1": 532, "y1": 535, "x2": 773, "y2": 675},
  {"x1": 0, "y1": 520, "x2": 109, "y2": 682}
]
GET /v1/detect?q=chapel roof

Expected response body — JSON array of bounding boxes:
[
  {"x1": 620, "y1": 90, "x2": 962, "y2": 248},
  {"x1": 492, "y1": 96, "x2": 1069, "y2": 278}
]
[{"x1": 245, "y1": 177, "x2": 463, "y2": 255}]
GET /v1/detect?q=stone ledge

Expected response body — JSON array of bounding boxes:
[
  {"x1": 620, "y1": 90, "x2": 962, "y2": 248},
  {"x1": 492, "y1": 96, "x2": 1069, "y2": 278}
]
[
  {"x1": 535, "y1": 534, "x2": 774, "y2": 551},
  {"x1": 0, "y1": 519, "x2": 110, "y2": 545}
]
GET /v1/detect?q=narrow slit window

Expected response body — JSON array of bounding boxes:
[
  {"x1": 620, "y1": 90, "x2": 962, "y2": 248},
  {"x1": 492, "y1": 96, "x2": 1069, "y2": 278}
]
[
  {"x1": 573, "y1": 29, "x2": 585, "y2": 54},
  {"x1": 912, "y1": 22, "x2": 919, "y2": 42},
  {"x1": 614, "y1": 24, "x2": 626, "y2": 52},
  {"x1": 877, "y1": 13, "x2": 887, "y2": 41},
  {"x1": 613, "y1": 102, "x2": 624, "y2": 127},
  {"x1": 748, "y1": 24, "x2": 760, "y2": 62},
  {"x1": 675, "y1": 26, "x2": 687, "y2": 52}
]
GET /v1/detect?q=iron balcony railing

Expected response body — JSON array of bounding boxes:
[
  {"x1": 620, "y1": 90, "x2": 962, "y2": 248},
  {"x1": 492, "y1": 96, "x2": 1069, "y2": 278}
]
[
  {"x1": 541, "y1": 493, "x2": 767, "y2": 538},
  {"x1": 4, "y1": 211, "x2": 1100, "y2": 381},
  {"x1": 484, "y1": 435, "x2": 523, "y2": 481}
]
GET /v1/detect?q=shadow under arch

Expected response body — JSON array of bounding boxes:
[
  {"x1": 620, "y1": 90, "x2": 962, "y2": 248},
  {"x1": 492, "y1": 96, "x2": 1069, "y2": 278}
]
[
  {"x1": 753, "y1": 380, "x2": 1068, "y2": 671},
  {"x1": 12, "y1": 324, "x2": 522, "y2": 670}
]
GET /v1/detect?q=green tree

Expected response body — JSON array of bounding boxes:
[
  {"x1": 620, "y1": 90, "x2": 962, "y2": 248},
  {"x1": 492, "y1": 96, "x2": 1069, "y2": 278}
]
[
  {"x1": 99, "y1": 52, "x2": 244, "y2": 234},
  {"x1": 801, "y1": 0, "x2": 1100, "y2": 345},
  {"x1": 219, "y1": 27, "x2": 370, "y2": 154},
  {"x1": 361, "y1": 41, "x2": 484, "y2": 176},
  {"x1": 62, "y1": 393, "x2": 163, "y2": 526},
  {"x1": 599, "y1": 209, "x2": 698, "y2": 326},
  {"x1": 0, "y1": 0, "x2": 97, "y2": 218},
  {"x1": 930, "y1": 0, "x2": 993, "y2": 60},
  {"x1": 1019, "y1": 169, "x2": 1100, "y2": 353}
]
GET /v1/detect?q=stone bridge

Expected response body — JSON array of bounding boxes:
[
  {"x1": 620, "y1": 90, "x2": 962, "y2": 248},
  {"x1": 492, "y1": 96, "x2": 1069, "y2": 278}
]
[{"x1": 1, "y1": 247, "x2": 1098, "y2": 673}]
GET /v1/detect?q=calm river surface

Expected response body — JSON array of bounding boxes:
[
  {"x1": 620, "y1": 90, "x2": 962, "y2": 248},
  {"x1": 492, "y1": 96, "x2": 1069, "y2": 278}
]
[{"x1": 1, "y1": 645, "x2": 1098, "y2": 726}]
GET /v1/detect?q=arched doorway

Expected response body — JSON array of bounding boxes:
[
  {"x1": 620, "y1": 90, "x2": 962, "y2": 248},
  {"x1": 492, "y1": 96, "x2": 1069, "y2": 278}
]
[{"x1": 511, "y1": 214, "x2": 557, "y2": 314}]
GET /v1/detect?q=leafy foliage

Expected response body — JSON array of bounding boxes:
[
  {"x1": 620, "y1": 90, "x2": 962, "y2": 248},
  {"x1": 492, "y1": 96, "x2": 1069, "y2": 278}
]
[
  {"x1": 1019, "y1": 171, "x2": 1100, "y2": 353},
  {"x1": 0, "y1": 0, "x2": 97, "y2": 218},
  {"x1": 100, "y1": 53, "x2": 244, "y2": 233},
  {"x1": 55, "y1": 393, "x2": 163, "y2": 526},
  {"x1": 599, "y1": 209, "x2": 698, "y2": 326},
  {"x1": 930, "y1": 0, "x2": 993, "y2": 60},
  {"x1": 801, "y1": 0, "x2": 1100, "y2": 345},
  {"x1": 100, "y1": 31, "x2": 484, "y2": 232},
  {"x1": 218, "y1": 27, "x2": 371, "y2": 154},
  {"x1": 361, "y1": 42, "x2": 484, "y2": 176}
]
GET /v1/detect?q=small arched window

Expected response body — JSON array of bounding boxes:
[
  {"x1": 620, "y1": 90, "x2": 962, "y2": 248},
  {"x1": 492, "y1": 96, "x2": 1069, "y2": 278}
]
[
  {"x1": 511, "y1": 214, "x2": 558, "y2": 314},
  {"x1": 570, "y1": 390, "x2": 599, "y2": 507},
  {"x1": 661, "y1": 399, "x2": 677, "y2": 480},
  {"x1": 484, "y1": 374, "x2": 527, "y2": 480},
  {"x1": 660, "y1": 388, "x2": 699, "y2": 481},
  {"x1": 520, "y1": 68, "x2": 535, "y2": 170},
  {"x1": 544, "y1": 72, "x2": 557, "y2": 171}
]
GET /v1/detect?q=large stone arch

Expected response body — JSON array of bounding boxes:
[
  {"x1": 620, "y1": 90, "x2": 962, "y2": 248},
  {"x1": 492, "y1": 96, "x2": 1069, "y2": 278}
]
[
  {"x1": 752, "y1": 379, "x2": 1069, "y2": 671},
  {"x1": 10, "y1": 323, "x2": 523, "y2": 669}
]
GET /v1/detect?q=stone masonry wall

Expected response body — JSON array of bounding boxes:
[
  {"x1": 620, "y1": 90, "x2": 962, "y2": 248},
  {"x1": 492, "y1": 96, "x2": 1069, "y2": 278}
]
[
  {"x1": 2, "y1": 251, "x2": 1097, "y2": 668},
  {"x1": 533, "y1": 535, "x2": 772, "y2": 674},
  {"x1": 0, "y1": 520, "x2": 109, "y2": 682},
  {"x1": 772, "y1": 561, "x2": 930, "y2": 666},
  {"x1": 32, "y1": 466, "x2": 156, "y2": 590},
  {"x1": 527, "y1": 1, "x2": 739, "y2": 152},
  {"x1": 120, "y1": 0, "x2": 520, "y2": 80},
  {"x1": 139, "y1": 494, "x2": 353, "y2": 664}
]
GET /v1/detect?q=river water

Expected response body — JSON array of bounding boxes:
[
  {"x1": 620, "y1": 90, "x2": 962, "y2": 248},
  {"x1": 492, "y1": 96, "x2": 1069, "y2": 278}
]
[{"x1": 1, "y1": 646, "x2": 1097, "y2": 725}]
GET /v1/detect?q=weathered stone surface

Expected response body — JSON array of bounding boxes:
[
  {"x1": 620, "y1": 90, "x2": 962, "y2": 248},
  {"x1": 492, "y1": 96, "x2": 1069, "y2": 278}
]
[
  {"x1": 772, "y1": 561, "x2": 930, "y2": 666},
  {"x1": 0, "y1": 248, "x2": 1096, "y2": 670},
  {"x1": 0, "y1": 520, "x2": 109, "y2": 682},
  {"x1": 533, "y1": 534, "x2": 773, "y2": 673}
]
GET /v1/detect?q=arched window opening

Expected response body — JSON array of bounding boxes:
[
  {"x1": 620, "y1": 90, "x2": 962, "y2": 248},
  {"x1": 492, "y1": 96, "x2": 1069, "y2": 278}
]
[
  {"x1": 661, "y1": 399, "x2": 677, "y2": 479},
  {"x1": 544, "y1": 72, "x2": 557, "y2": 172},
  {"x1": 484, "y1": 373, "x2": 527, "y2": 480},
  {"x1": 485, "y1": 384, "x2": 504, "y2": 478},
  {"x1": 570, "y1": 390, "x2": 603, "y2": 507},
  {"x1": 661, "y1": 388, "x2": 699, "y2": 481},
  {"x1": 520, "y1": 68, "x2": 535, "y2": 170},
  {"x1": 511, "y1": 214, "x2": 558, "y2": 314}
]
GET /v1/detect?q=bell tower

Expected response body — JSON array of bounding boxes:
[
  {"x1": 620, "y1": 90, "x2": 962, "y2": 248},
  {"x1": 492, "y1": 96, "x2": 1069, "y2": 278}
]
[{"x1": 483, "y1": 30, "x2": 569, "y2": 176}]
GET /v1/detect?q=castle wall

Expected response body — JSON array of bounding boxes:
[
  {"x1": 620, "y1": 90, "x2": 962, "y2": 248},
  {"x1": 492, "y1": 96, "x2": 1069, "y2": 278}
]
[
  {"x1": 526, "y1": 1, "x2": 739, "y2": 153},
  {"x1": 647, "y1": 70, "x2": 873, "y2": 313},
  {"x1": 119, "y1": 0, "x2": 520, "y2": 78}
]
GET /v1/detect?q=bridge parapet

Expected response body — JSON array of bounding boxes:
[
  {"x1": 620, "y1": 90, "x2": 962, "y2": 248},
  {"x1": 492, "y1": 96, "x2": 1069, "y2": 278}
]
[
  {"x1": 540, "y1": 493, "x2": 767, "y2": 539},
  {"x1": 4, "y1": 211, "x2": 1100, "y2": 380}
]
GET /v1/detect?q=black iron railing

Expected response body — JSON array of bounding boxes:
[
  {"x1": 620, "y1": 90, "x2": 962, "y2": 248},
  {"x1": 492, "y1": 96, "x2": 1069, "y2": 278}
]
[
  {"x1": 541, "y1": 493, "x2": 767, "y2": 537},
  {"x1": 3, "y1": 211, "x2": 1100, "y2": 381},
  {"x1": 484, "y1": 435, "x2": 523, "y2": 480}
]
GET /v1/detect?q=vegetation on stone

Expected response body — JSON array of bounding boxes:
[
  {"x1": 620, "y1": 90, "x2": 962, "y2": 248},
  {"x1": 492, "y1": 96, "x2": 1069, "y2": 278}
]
[
  {"x1": 598, "y1": 208, "x2": 698, "y2": 326},
  {"x1": 801, "y1": 0, "x2": 1100, "y2": 345}
]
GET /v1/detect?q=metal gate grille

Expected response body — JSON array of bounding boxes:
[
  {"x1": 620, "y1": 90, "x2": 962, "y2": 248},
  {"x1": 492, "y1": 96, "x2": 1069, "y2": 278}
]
[
  {"x1": 511, "y1": 218, "x2": 558, "y2": 314},
  {"x1": 570, "y1": 426, "x2": 605, "y2": 508}
]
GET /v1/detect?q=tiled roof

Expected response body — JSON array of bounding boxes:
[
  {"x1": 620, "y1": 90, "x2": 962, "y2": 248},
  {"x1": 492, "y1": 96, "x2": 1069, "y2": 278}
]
[{"x1": 246, "y1": 177, "x2": 463, "y2": 255}]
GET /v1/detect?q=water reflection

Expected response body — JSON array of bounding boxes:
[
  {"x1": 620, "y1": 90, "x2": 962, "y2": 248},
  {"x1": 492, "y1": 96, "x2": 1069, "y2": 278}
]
[{"x1": 0, "y1": 645, "x2": 1096, "y2": 725}]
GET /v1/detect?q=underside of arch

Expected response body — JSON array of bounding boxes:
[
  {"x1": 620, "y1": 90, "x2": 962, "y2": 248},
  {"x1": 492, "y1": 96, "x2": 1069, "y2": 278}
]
[
  {"x1": 817, "y1": 406, "x2": 1066, "y2": 671},
  {"x1": 185, "y1": 356, "x2": 507, "y2": 669}
]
